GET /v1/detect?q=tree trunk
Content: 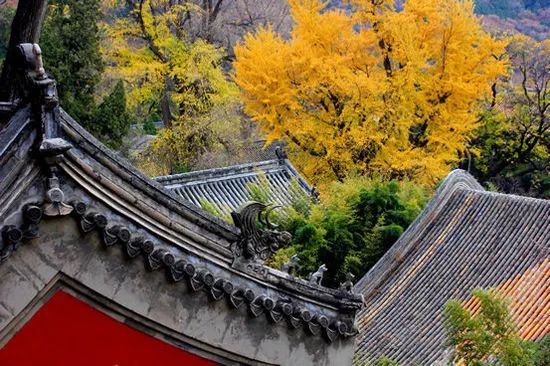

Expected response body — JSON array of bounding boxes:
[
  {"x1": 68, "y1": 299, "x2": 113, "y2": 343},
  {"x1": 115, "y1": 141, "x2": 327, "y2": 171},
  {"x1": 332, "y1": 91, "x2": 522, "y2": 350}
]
[{"x1": 0, "y1": 0, "x2": 48, "y2": 103}]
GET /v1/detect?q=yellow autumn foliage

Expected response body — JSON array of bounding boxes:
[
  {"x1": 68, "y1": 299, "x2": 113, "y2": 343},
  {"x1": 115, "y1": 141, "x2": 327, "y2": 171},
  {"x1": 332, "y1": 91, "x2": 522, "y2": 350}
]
[
  {"x1": 102, "y1": 0, "x2": 239, "y2": 174},
  {"x1": 234, "y1": 0, "x2": 509, "y2": 186}
]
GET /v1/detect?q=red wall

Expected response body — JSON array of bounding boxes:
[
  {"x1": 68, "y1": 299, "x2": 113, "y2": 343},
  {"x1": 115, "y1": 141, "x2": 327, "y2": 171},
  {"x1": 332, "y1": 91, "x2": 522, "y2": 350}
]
[{"x1": 0, "y1": 291, "x2": 219, "y2": 366}]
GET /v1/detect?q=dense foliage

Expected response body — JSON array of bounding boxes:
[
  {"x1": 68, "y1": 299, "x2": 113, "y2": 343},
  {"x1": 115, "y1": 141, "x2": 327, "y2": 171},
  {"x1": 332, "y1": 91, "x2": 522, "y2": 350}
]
[
  {"x1": 198, "y1": 173, "x2": 426, "y2": 286},
  {"x1": 0, "y1": 6, "x2": 15, "y2": 66},
  {"x1": 444, "y1": 289, "x2": 547, "y2": 366},
  {"x1": 234, "y1": 0, "x2": 508, "y2": 186},
  {"x1": 277, "y1": 178, "x2": 427, "y2": 287},
  {"x1": 103, "y1": 0, "x2": 241, "y2": 174},
  {"x1": 92, "y1": 80, "x2": 132, "y2": 148},
  {"x1": 466, "y1": 36, "x2": 549, "y2": 198},
  {"x1": 40, "y1": 0, "x2": 105, "y2": 128}
]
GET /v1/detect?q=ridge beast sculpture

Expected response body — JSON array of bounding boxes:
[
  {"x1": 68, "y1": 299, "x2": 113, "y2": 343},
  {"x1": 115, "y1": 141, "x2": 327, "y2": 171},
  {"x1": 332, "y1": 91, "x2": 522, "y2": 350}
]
[
  {"x1": 231, "y1": 201, "x2": 292, "y2": 262},
  {"x1": 309, "y1": 264, "x2": 327, "y2": 286},
  {"x1": 281, "y1": 254, "x2": 299, "y2": 275}
]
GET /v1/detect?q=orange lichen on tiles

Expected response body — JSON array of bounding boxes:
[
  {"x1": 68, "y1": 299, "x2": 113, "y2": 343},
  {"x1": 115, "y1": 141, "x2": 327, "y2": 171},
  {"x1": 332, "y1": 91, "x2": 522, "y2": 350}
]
[{"x1": 463, "y1": 259, "x2": 550, "y2": 341}]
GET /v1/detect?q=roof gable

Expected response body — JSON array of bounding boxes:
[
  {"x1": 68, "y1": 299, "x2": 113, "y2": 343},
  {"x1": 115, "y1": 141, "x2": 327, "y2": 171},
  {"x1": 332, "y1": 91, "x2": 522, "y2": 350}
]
[
  {"x1": 0, "y1": 42, "x2": 363, "y2": 365},
  {"x1": 354, "y1": 170, "x2": 550, "y2": 365}
]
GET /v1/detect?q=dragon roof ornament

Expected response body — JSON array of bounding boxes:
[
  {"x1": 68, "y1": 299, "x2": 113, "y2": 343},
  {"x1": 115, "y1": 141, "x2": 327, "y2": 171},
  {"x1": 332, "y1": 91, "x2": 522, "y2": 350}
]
[{"x1": 231, "y1": 201, "x2": 292, "y2": 262}]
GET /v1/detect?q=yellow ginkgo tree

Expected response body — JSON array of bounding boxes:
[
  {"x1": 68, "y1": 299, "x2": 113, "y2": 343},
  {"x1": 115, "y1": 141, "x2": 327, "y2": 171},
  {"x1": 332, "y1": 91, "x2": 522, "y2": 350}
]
[
  {"x1": 103, "y1": 0, "x2": 239, "y2": 174},
  {"x1": 234, "y1": 0, "x2": 509, "y2": 186}
]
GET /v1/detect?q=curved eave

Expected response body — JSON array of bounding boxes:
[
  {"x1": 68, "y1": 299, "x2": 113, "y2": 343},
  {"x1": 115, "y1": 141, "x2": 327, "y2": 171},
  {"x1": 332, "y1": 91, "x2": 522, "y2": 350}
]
[
  {"x1": 58, "y1": 108, "x2": 240, "y2": 240},
  {"x1": 0, "y1": 105, "x2": 363, "y2": 319}
]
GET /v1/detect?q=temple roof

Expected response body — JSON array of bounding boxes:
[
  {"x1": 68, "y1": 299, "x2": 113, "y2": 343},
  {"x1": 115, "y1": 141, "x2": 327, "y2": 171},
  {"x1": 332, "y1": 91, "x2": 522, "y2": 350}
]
[
  {"x1": 156, "y1": 158, "x2": 315, "y2": 216},
  {"x1": 353, "y1": 170, "x2": 550, "y2": 365},
  {"x1": 0, "y1": 42, "x2": 363, "y2": 365}
]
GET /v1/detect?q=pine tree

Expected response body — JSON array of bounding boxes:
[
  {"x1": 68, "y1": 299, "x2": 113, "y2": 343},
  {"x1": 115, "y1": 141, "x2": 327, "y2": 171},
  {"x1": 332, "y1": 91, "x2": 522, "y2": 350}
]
[
  {"x1": 40, "y1": 0, "x2": 104, "y2": 128},
  {"x1": 92, "y1": 80, "x2": 131, "y2": 148}
]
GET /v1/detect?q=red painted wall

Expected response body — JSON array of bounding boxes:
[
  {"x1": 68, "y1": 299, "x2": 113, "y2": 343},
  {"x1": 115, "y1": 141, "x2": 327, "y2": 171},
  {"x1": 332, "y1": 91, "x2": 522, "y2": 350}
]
[{"x1": 0, "y1": 291, "x2": 219, "y2": 366}]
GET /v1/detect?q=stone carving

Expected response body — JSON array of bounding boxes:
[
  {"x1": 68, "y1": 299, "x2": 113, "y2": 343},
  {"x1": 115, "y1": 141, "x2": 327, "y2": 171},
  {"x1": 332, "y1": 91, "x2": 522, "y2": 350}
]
[
  {"x1": 19, "y1": 44, "x2": 70, "y2": 162},
  {"x1": 231, "y1": 201, "x2": 292, "y2": 262},
  {"x1": 0, "y1": 226, "x2": 23, "y2": 262},
  {"x1": 19, "y1": 43, "x2": 46, "y2": 79},
  {"x1": 18, "y1": 43, "x2": 59, "y2": 109},
  {"x1": 22, "y1": 204, "x2": 42, "y2": 240},
  {"x1": 43, "y1": 175, "x2": 73, "y2": 216},
  {"x1": 339, "y1": 272, "x2": 355, "y2": 293},
  {"x1": 17, "y1": 44, "x2": 74, "y2": 218},
  {"x1": 275, "y1": 146, "x2": 288, "y2": 162},
  {"x1": 281, "y1": 254, "x2": 299, "y2": 275},
  {"x1": 309, "y1": 264, "x2": 327, "y2": 286}
]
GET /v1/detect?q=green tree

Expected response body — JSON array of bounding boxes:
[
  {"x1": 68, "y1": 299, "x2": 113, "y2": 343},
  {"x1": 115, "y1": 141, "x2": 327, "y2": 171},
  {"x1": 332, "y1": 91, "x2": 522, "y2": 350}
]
[
  {"x1": 284, "y1": 178, "x2": 427, "y2": 287},
  {"x1": 40, "y1": 0, "x2": 104, "y2": 128},
  {"x1": 0, "y1": 5, "x2": 16, "y2": 66},
  {"x1": 444, "y1": 289, "x2": 539, "y2": 365},
  {"x1": 534, "y1": 334, "x2": 550, "y2": 366},
  {"x1": 92, "y1": 80, "x2": 131, "y2": 148},
  {"x1": 104, "y1": 0, "x2": 241, "y2": 175}
]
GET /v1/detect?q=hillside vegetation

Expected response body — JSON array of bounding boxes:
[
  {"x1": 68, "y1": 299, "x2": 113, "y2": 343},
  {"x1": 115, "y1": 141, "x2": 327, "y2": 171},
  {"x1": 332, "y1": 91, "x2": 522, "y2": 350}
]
[{"x1": 476, "y1": 0, "x2": 549, "y2": 40}]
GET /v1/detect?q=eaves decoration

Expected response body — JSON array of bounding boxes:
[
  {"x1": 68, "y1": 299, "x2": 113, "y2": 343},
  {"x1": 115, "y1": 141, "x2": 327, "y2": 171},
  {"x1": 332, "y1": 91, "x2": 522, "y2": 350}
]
[{"x1": 0, "y1": 43, "x2": 364, "y2": 344}]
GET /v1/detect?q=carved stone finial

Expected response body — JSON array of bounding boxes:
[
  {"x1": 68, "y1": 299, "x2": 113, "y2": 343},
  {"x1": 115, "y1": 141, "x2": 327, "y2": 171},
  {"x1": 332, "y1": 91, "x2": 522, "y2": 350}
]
[
  {"x1": 339, "y1": 272, "x2": 355, "y2": 293},
  {"x1": 17, "y1": 43, "x2": 72, "y2": 166},
  {"x1": 31, "y1": 43, "x2": 46, "y2": 79},
  {"x1": 43, "y1": 175, "x2": 73, "y2": 217},
  {"x1": 308, "y1": 264, "x2": 327, "y2": 286},
  {"x1": 18, "y1": 43, "x2": 59, "y2": 111},
  {"x1": 231, "y1": 201, "x2": 292, "y2": 262},
  {"x1": 18, "y1": 43, "x2": 46, "y2": 79},
  {"x1": 281, "y1": 254, "x2": 299, "y2": 275}
]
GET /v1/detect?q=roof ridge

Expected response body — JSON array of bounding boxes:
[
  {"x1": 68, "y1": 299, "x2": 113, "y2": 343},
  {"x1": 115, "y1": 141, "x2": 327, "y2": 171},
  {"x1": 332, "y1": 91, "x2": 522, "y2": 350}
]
[
  {"x1": 353, "y1": 169, "x2": 483, "y2": 292},
  {"x1": 472, "y1": 188, "x2": 550, "y2": 203},
  {"x1": 58, "y1": 109, "x2": 240, "y2": 237},
  {"x1": 155, "y1": 159, "x2": 285, "y2": 184}
]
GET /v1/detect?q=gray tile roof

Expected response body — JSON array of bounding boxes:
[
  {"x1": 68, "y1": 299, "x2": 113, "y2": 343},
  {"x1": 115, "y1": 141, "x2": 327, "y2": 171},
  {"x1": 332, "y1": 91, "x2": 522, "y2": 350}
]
[
  {"x1": 354, "y1": 170, "x2": 550, "y2": 366},
  {"x1": 155, "y1": 159, "x2": 315, "y2": 216},
  {"x1": 191, "y1": 139, "x2": 286, "y2": 170}
]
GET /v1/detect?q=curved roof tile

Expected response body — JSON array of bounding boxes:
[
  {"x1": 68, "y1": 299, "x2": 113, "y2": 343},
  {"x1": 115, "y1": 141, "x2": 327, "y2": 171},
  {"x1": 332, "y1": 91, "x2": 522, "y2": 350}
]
[
  {"x1": 156, "y1": 160, "x2": 315, "y2": 216},
  {"x1": 354, "y1": 170, "x2": 550, "y2": 365}
]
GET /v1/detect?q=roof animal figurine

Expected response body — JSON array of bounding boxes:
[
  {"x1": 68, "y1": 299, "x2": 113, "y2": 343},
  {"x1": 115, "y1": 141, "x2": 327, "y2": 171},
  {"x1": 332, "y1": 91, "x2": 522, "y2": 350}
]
[
  {"x1": 231, "y1": 201, "x2": 292, "y2": 262},
  {"x1": 281, "y1": 254, "x2": 299, "y2": 275},
  {"x1": 339, "y1": 272, "x2": 355, "y2": 293},
  {"x1": 309, "y1": 264, "x2": 327, "y2": 286}
]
